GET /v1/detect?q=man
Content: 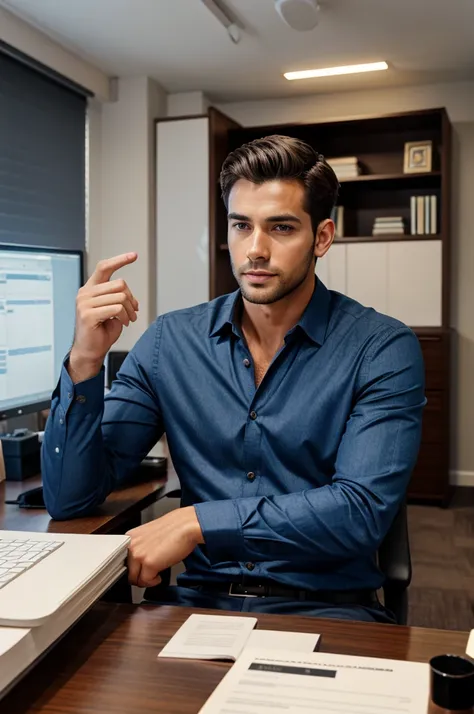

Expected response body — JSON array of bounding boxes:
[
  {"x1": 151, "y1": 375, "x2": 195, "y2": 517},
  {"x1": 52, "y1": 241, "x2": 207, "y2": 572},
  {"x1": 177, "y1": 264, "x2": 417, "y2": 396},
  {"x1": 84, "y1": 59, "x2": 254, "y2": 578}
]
[{"x1": 42, "y1": 136, "x2": 425, "y2": 623}]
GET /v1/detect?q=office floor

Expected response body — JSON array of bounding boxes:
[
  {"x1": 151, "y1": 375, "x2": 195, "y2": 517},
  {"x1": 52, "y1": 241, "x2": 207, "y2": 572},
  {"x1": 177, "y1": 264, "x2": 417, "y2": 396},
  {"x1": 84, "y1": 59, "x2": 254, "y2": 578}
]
[{"x1": 408, "y1": 487, "x2": 474, "y2": 631}]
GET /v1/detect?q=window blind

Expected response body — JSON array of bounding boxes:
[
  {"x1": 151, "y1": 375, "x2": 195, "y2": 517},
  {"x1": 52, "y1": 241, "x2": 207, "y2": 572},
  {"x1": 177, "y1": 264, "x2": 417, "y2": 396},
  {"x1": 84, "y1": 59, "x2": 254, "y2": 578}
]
[{"x1": 0, "y1": 46, "x2": 88, "y2": 251}]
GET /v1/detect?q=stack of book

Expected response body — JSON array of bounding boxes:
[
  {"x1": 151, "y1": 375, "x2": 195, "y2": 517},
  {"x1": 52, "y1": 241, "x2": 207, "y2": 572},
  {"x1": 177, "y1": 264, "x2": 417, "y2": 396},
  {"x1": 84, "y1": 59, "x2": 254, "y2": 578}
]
[
  {"x1": 327, "y1": 156, "x2": 361, "y2": 180},
  {"x1": 411, "y1": 196, "x2": 437, "y2": 235},
  {"x1": 372, "y1": 217, "x2": 405, "y2": 236},
  {"x1": 330, "y1": 205, "x2": 344, "y2": 237}
]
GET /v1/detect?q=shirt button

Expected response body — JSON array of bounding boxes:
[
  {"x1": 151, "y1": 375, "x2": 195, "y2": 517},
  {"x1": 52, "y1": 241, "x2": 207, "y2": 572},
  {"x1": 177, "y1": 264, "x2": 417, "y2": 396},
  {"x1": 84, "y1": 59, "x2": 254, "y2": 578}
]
[
  {"x1": 67, "y1": 392, "x2": 72, "y2": 400},
  {"x1": 249, "y1": 410, "x2": 257, "y2": 420},
  {"x1": 245, "y1": 562, "x2": 255, "y2": 571},
  {"x1": 59, "y1": 418, "x2": 64, "y2": 425},
  {"x1": 76, "y1": 395, "x2": 86, "y2": 404},
  {"x1": 243, "y1": 358, "x2": 250, "y2": 368},
  {"x1": 247, "y1": 471, "x2": 256, "y2": 481},
  {"x1": 55, "y1": 446, "x2": 60, "y2": 454}
]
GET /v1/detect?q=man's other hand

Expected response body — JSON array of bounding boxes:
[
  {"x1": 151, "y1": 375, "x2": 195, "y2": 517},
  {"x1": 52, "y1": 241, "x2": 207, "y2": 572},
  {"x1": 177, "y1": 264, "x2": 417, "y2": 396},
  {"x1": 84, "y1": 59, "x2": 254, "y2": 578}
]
[
  {"x1": 68, "y1": 252, "x2": 139, "y2": 383},
  {"x1": 126, "y1": 507, "x2": 204, "y2": 587}
]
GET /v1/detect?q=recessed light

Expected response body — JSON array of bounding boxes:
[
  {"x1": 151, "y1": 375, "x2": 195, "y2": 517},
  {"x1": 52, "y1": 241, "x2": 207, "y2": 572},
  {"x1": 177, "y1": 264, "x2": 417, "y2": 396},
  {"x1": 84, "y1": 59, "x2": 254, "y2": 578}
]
[{"x1": 284, "y1": 61, "x2": 389, "y2": 80}]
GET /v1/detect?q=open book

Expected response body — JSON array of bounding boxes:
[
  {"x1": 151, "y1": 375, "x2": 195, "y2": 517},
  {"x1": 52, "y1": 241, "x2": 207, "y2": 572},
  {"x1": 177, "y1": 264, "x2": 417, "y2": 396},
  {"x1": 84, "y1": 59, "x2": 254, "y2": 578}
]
[{"x1": 158, "y1": 614, "x2": 320, "y2": 662}]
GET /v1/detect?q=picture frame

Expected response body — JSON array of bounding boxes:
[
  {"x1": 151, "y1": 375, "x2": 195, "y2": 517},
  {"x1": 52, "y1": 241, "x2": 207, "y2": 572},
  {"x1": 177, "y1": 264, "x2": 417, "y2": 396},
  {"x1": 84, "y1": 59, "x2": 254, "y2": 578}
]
[{"x1": 403, "y1": 140, "x2": 433, "y2": 174}]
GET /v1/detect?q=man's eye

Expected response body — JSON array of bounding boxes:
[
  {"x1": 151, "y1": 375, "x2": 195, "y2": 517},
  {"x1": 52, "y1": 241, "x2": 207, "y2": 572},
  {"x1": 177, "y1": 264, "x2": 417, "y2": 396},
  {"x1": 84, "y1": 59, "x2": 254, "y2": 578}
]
[
  {"x1": 273, "y1": 224, "x2": 293, "y2": 233},
  {"x1": 233, "y1": 222, "x2": 250, "y2": 231}
]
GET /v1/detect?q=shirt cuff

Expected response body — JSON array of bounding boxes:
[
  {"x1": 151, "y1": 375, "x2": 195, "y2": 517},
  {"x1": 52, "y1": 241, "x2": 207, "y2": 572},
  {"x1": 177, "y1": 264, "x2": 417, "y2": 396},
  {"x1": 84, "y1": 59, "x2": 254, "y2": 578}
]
[
  {"x1": 194, "y1": 499, "x2": 246, "y2": 565},
  {"x1": 58, "y1": 359, "x2": 105, "y2": 416}
]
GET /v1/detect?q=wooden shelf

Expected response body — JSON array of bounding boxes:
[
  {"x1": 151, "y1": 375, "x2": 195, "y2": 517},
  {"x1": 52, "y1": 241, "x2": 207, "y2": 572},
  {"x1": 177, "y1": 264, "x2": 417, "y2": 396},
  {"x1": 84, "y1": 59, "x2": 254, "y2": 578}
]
[
  {"x1": 338, "y1": 171, "x2": 441, "y2": 184},
  {"x1": 334, "y1": 234, "x2": 442, "y2": 244}
]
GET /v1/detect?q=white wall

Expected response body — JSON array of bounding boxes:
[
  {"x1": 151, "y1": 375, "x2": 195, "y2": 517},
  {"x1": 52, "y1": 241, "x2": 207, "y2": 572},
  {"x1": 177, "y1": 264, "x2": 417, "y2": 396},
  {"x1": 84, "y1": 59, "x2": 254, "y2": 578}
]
[
  {"x1": 87, "y1": 77, "x2": 167, "y2": 350},
  {"x1": 0, "y1": 5, "x2": 111, "y2": 100},
  {"x1": 219, "y1": 81, "x2": 474, "y2": 481},
  {"x1": 218, "y1": 80, "x2": 474, "y2": 126},
  {"x1": 167, "y1": 91, "x2": 210, "y2": 117}
]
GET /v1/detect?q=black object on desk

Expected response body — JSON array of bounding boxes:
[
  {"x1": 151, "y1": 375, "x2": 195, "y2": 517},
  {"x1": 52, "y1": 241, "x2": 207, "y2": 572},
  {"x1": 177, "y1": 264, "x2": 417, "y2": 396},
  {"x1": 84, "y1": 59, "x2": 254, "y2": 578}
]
[
  {"x1": 5, "y1": 485, "x2": 46, "y2": 509},
  {"x1": 4, "y1": 456, "x2": 167, "y2": 509},
  {"x1": 430, "y1": 654, "x2": 474, "y2": 712},
  {"x1": 0, "y1": 429, "x2": 41, "y2": 480}
]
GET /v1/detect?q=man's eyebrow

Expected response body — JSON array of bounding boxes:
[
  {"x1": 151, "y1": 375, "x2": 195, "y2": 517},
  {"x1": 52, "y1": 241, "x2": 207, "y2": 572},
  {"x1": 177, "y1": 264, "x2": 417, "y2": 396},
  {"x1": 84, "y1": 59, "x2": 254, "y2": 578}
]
[
  {"x1": 227, "y1": 213, "x2": 302, "y2": 224},
  {"x1": 266, "y1": 214, "x2": 302, "y2": 224},
  {"x1": 228, "y1": 213, "x2": 250, "y2": 221}
]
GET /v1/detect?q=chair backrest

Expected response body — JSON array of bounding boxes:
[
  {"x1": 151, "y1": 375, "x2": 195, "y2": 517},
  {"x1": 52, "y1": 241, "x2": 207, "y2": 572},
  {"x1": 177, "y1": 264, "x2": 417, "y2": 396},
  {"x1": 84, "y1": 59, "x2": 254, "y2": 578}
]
[{"x1": 378, "y1": 500, "x2": 412, "y2": 624}]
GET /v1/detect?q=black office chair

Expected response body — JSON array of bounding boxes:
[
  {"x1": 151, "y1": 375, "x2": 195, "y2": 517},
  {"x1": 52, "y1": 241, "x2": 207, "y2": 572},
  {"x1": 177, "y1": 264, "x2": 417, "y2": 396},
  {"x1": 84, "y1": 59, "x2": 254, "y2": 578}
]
[
  {"x1": 146, "y1": 494, "x2": 412, "y2": 625},
  {"x1": 378, "y1": 500, "x2": 412, "y2": 625}
]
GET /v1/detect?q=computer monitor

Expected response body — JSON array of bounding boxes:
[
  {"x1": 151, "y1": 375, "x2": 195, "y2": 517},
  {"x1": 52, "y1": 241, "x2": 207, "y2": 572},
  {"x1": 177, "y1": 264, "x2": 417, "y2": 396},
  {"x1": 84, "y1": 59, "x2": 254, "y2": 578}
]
[{"x1": 0, "y1": 245, "x2": 83, "y2": 420}]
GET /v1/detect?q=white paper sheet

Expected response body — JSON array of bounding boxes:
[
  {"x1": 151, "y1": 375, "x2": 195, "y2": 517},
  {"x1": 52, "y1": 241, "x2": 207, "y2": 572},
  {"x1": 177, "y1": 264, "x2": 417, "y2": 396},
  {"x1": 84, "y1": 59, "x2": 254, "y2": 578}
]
[
  {"x1": 245, "y1": 629, "x2": 320, "y2": 654},
  {"x1": 158, "y1": 614, "x2": 258, "y2": 661},
  {"x1": 158, "y1": 615, "x2": 321, "y2": 662},
  {"x1": 198, "y1": 648, "x2": 430, "y2": 713},
  {"x1": 466, "y1": 629, "x2": 474, "y2": 659}
]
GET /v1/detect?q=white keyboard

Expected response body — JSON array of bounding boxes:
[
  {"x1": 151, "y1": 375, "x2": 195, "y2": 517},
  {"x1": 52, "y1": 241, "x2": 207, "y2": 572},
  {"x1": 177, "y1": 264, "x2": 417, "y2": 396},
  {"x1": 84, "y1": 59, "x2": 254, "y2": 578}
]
[{"x1": 0, "y1": 538, "x2": 64, "y2": 589}]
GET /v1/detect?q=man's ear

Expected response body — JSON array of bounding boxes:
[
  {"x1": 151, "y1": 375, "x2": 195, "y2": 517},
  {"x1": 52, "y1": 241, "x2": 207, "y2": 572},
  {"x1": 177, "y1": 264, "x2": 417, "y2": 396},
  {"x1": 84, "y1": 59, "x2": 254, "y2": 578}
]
[{"x1": 314, "y1": 219, "x2": 335, "y2": 259}]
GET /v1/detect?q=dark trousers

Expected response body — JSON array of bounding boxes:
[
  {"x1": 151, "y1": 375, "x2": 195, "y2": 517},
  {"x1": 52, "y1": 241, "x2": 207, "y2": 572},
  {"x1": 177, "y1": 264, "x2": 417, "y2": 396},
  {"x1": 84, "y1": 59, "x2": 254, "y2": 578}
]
[{"x1": 144, "y1": 585, "x2": 395, "y2": 624}]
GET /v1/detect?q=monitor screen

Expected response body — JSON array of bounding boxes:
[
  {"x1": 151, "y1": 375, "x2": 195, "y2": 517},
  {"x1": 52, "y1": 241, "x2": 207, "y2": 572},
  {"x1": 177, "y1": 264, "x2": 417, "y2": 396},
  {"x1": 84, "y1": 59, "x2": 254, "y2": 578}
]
[{"x1": 0, "y1": 246, "x2": 83, "y2": 419}]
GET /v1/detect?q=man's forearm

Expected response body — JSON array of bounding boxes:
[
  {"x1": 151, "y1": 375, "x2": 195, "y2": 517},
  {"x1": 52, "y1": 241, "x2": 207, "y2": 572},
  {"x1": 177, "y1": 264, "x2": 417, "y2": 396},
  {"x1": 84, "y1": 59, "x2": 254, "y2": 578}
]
[
  {"x1": 194, "y1": 482, "x2": 397, "y2": 566},
  {"x1": 41, "y1": 366, "x2": 112, "y2": 519}
]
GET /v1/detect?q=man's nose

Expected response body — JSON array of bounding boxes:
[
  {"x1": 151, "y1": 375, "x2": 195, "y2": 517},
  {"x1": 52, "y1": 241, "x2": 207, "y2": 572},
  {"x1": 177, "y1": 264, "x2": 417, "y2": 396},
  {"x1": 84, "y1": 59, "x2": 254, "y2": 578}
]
[{"x1": 247, "y1": 227, "x2": 271, "y2": 262}]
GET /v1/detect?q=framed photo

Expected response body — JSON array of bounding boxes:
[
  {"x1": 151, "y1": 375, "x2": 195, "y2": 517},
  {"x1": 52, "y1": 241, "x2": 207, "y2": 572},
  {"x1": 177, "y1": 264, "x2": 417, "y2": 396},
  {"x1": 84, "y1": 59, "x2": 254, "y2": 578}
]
[{"x1": 404, "y1": 140, "x2": 433, "y2": 174}]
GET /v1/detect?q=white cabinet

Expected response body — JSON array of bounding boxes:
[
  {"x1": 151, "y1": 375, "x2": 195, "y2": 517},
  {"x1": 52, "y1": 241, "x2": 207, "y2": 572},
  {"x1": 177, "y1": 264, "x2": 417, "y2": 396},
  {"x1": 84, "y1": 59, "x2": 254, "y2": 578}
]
[
  {"x1": 156, "y1": 117, "x2": 209, "y2": 316},
  {"x1": 319, "y1": 240, "x2": 442, "y2": 327},
  {"x1": 387, "y1": 241, "x2": 442, "y2": 327},
  {"x1": 347, "y1": 243, "x2": 388, "y2": 315},
  {"x1": 316, "y1": 243, "x2": 347, "y2": 294}
]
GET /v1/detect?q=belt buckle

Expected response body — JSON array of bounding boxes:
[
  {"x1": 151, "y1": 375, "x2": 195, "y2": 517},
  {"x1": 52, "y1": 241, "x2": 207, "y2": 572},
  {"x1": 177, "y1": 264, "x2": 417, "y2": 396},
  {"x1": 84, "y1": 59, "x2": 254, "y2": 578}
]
[{"x1": 228, "y1": 583, "x2": 263, "y2": 598}]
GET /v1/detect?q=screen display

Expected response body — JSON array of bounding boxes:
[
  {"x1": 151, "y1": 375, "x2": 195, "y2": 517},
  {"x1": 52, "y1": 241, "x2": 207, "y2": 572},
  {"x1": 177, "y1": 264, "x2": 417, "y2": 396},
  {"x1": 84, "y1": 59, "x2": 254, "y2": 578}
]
[{"x1": 0, "y1": 247, "x2": 82, "y2": 416}]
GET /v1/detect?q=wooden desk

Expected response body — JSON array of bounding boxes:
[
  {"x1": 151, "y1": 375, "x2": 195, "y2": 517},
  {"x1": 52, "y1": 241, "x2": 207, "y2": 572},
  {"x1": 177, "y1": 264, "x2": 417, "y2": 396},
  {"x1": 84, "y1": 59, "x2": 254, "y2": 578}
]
[
  {"x1": 3, "y1": 603, "x2": 469, "y2": 714},
  {"x1": 0, "y1": 475, "x2": 167, "y2": 535}
]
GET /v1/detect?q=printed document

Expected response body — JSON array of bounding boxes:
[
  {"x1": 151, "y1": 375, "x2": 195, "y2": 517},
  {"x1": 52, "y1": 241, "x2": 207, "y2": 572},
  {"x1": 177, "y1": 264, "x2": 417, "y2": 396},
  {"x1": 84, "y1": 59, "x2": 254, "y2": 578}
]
[
  {"x1": 199, "y1": 648, "x2": 429, "y2": 713},
  {"x1": 158, "y1": 614, "x2": 320, "y2": 662}
]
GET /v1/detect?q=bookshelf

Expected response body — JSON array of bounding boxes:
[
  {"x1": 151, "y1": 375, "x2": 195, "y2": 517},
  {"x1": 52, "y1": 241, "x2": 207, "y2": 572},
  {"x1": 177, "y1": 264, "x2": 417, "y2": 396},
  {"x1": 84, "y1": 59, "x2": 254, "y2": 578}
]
[{"x1": 206, "y1": 107, "x2": 452, "y2": 504}]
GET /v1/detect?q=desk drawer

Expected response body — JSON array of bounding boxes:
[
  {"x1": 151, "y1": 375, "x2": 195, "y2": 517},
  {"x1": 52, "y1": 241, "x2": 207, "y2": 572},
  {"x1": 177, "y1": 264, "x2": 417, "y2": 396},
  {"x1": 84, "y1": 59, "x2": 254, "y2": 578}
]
[
  {"x1": 409, "y1": 442, "x2": 448, "y2": 499},
  {"x1": 418, "y1": 334, "x2": 449, "y2": 391},
  {"x1": 421, "y1": 391, "x2": 444, "y2": 444}
]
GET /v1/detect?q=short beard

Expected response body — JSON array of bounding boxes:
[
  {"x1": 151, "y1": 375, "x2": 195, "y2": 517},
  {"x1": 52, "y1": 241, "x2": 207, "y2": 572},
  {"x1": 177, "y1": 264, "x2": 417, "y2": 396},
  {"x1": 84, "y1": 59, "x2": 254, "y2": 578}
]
[{"x1": 231, "y1": 245, "x2": 316, "y2": 306}]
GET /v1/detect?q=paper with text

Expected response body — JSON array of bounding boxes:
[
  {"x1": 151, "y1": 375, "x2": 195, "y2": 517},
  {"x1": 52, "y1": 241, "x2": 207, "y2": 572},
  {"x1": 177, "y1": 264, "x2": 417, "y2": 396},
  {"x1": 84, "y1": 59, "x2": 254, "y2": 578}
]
[
  {"x1": 199, "y1": 648, "x2": 429, "y2": 713},
  {"x1": 158, "y1": 615, "x2": 321, "y2": 662},
  {"x1": 158, "y1": 614, "x2": 258, "y2": 661}
]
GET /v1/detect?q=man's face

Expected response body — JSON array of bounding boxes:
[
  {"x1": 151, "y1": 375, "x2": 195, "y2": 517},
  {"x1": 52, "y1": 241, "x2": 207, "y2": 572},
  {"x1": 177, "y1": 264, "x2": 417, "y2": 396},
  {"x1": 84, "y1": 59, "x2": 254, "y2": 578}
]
[{"x1": 227, "y1": 179, "x2": 317, "y2": 305}]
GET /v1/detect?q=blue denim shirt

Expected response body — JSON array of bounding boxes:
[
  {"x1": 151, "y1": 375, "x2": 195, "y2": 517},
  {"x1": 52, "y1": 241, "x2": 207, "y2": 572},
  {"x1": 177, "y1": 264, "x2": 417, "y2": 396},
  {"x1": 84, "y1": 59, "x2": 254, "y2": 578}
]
[{"x1": 42, "y1": 279, "x2": 425, "y2": 592}]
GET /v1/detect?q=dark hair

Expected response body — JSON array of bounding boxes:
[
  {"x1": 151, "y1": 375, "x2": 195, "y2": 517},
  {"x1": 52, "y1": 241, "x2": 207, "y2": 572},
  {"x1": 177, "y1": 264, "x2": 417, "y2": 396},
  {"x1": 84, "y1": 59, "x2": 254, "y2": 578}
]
[{"x1": 220, "y1": 135, "x2": 339, "y2": 234}]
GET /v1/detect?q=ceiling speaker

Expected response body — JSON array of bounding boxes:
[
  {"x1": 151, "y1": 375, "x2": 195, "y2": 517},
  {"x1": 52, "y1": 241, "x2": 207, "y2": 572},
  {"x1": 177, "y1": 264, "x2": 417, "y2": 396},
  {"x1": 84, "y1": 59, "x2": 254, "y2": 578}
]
[{"x1": 275, "y1": 0, "x2": 320, "y2": 31}]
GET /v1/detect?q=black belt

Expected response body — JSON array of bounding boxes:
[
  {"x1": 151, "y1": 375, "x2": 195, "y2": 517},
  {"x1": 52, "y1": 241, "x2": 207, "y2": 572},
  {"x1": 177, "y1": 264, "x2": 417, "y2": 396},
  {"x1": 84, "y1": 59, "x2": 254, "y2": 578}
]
[{"x1": 191, "y1": 581, "x2": 378, "y2": 606}]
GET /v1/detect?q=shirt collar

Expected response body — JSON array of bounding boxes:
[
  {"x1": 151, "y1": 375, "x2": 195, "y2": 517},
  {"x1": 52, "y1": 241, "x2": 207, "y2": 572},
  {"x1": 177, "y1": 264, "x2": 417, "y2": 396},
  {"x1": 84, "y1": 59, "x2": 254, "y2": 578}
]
[{"x1": 209, "y1": 278, "x2": 330, "y2": 346}]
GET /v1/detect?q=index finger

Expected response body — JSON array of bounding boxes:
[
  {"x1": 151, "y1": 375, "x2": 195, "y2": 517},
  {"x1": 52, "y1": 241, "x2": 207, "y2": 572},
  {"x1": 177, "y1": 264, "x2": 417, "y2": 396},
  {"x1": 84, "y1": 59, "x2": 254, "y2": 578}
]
[{"x1": 87, "y1": 252, "x2": 137, "y2": 286}]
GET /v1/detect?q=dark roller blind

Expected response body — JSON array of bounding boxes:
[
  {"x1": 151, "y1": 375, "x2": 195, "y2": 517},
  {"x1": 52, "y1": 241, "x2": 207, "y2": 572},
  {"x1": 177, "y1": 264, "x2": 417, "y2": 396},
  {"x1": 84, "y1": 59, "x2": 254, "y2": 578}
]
[{"x1": 0, "y1": 49, "x2": 87, "y2": 251}]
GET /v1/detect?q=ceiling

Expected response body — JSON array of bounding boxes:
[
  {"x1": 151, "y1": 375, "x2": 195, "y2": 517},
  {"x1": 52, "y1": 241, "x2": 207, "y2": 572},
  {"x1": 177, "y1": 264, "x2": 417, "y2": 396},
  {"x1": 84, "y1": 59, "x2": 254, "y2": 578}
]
[{"x1": 2, "y1": 0, "x2": 474, "y2": 102}]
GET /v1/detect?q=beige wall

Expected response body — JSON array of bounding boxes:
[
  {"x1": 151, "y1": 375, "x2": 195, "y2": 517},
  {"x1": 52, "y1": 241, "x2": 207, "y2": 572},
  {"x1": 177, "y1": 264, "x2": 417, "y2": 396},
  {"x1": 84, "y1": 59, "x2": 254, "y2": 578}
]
[
  {"x1": 0, "y1": 6, "x2": 111, "y2": 100},
  {"x1": 219, "y1": 83, "x2": 474, "y2": 482},
  {"x1": 87, "y1": 77, "x2": 167, "y2": 350},
  {"x1": 451, "y1": 123, "x2": 474, "y2": 479},
  {"x1": 167, "y1": 91, "x2": 210, "y2": 117}
]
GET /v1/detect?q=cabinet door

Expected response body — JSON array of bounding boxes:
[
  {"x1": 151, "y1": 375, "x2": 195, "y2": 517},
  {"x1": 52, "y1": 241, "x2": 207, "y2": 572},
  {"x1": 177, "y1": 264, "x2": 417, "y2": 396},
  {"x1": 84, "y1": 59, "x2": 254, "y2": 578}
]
[
  {"x1": 388, "y1": 241, "x2": 442, "y2": 327},
  {"x1": 156, "y1": 117, "x2": 209, "y2": 315},
  {"x1": 346, "y1": 243, "x2": 388, "y2": 313},
  {"x1": 316, "y1": 244, "x2": 347, "y2": 293}
]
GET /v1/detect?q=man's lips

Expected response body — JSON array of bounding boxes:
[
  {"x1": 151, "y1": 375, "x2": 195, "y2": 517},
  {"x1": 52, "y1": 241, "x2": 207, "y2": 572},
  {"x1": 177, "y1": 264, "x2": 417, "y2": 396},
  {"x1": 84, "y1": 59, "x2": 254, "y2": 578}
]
[{"x1": 243, "y1": 271, "x2": 276, "y2": 283}]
